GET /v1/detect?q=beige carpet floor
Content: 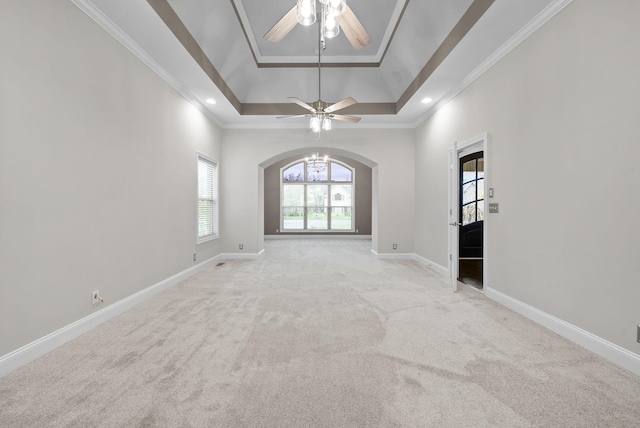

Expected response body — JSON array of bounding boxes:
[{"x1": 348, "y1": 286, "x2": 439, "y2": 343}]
[{"x1": 1, "y1": 239, "x2": 639, "y2": 427}]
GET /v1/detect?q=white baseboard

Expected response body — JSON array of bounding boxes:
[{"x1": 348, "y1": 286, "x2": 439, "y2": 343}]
[
  {"x1": 485, "y1": 286, "x2": 640, "y2": 377},
  {"x1": 6, "y1": 250, "x2": 637, "y2": 381},
  {"x1": 220, "y1": 251, "x2": 262, "y2": 260},
  {"x1": 372, "y1": 252, "x2": 640, "y2": 376},
  {"x1": 0, "y1": 254, "x2": 222, "y2": 378},
  {"x1": 413, "y1": 254, "x2": 449, "y2": 277},
  {"x1": 265, "y1": 235, "x2": 372, "y2": 240},
  {"x1": 375, "y1": 252, "x2": 415, "y2": 260},
  {"x1": 372, "y1": 251, "x2": 449, "y2": 278}
]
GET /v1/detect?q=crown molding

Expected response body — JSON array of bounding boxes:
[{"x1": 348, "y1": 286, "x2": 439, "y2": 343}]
[
  {"x1": 229, "y1": 0, "x2": 409, "y2": 67},
  {"x1": 417, "y1": 0, "x2": 575, "y2": 126},
  {"x1": 72, "y1": 0, "x2": 575, "y2": 131},
  {"x1": 70, "y1": 0, "x2": 223, "y2": 128}
]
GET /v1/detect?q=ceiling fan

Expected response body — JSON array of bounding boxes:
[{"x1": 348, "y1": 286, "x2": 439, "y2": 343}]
[
  {"x1": 264, "y1": 0, "x2": 371, "y2": 50},
  {"x1": 277, "y1": 19, "x2": 361, "y2": 132}
]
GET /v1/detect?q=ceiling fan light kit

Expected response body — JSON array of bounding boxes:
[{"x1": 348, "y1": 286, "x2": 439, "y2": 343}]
[
  {"x1": 321, "y1": 3, "x2": 340, "y2": 39},
  {"x1": 310, "y1": 115, "x2": 322, "y2": 133},
  {"x1": 268, "y1": 0, "x2": 369, "y2": 49},
  {"x1": 321, "y1": 0, "x2": 347, "y2": 16},
  {"x1": 297, "y1": 0, "x2": 347, "y2": 32},
  {"x1": 273, "y1": 0, "x2": 364, "y2": 132},
  {"x1": 296, "y1": 0, "x2": 316, "y2": 26},
  {"x1": 309, "y1": 114, "x2": 333, "y2": 133},
  {"x1": 322, "y1": 115, "x2": 332, "y2": 131}
]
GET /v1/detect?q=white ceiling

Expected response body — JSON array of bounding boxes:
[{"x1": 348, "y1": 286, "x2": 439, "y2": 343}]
[{"x1": 73, "y1": 0, "x2": 570, "y2": 129}]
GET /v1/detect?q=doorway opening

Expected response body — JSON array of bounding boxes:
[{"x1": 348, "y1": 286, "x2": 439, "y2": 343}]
[
  {"x1": 458, "y1": 151, "x2": 484, "y2": 290},
  {"x1": 449, "y1": 133, "x2": 488, "y2": 293}
]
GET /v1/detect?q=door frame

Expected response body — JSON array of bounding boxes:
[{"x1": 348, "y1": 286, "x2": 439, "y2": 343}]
[{"x1": 448, "y1": 133, "x2": 488, "y2": 292}]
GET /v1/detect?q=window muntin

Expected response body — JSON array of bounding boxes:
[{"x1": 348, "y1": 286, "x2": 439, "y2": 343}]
[
  {"x1": 280, "y1": 158, "x2": 355, "y2": 232},
  {"x1": 307, "y1": 163, "x2": 328, "y2": 181},
  {"x1": 461, "y1": 156, "x2": 484, "y2": 226},
  {"x1": 283, "y1": 207, "x2": 304, "y2": 229},
  {"x1": 306, "y1": 184, "x2": 328, "y2": 207},
  {"x1": 307, "y1": 207, "x2": 328, "y2": 229},
  {"x1": 283, "y1": 184, "x2": 304, "y2": 206},
  {"x1": 197, "y1": 153, "x2": 219, "y2": 243},
  {"x1": 330, "y1": 162, "x2": 352, "y2": 182},
  {"x1": 283, "y1": 162, "x2": 304, "y2": 182}
]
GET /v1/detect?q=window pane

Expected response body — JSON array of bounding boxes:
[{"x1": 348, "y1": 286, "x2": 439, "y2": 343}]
[
  {"x1": 331, "y1": 184, "x2": 352, "y2": 207},
  {"x1": 198, "y1": 160, "x2": 213, "y2": 199},
  {"x1": 283, "y1": 184, "x2": 304, "y2": 206},
  {"x1": 283, "y1": 162, "x2": 304, "y2": 182},
  {"x1": 331, "y1": 163, "x2": 352, "y2": 182},
  {"x1": 307, "y1": 185, "x2": 328, "y2": 207},
  {"x1": 462, "y1": 202, "x2": 476, "y2": 225},
  {"x1": 477, "y1": 158, "x2": 485, "y2": 179},
  {"x1": 280, "y1": 157, "x2": 356, "y2": 233},
  {"x1": 462, "y1": 182, "x2": 476, "y2": 205},
  {"x1": 197, "y1": 155, "x2": 217, "y2": 239},
  {"x1": 198, "y1": 200, "x2": 213, "y2": 236},
  {"x1": 477, "y1": 201, "x2": 485, "y2": 222},
  {"x1": 331, "y1": 207, "x2": 352, "y2": 230},
  {"x1": 477, "y1": 178, "x2": 485, "y2": 200},
  {"x1": 307, "y1": 159, "x2": 328, "y2": 181},
  {"x1": 283, "y1": 207, "x2": 304, "y2": 229},
  {"x1": 462, "y1": 159, "x2": 476, "y2": 184},
  {"x1": 307, "y1": 207, "x2": 328, "y2": 229}
]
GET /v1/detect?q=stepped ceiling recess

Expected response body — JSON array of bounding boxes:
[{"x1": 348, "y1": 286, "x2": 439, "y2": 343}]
[{"x1": 73, "y1": 0, "x2": 568, "y2": 129}]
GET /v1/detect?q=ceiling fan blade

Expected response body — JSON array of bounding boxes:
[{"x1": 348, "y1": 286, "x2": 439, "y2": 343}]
[
  {"x1": 339, "y1": 5, "x2": 371, "y2": 49},
  {"x1": 330, "y1": 114, "x2": 361, "y2": 123},
  {"x1": 264, "y1": 5, "x2": 297, "y2": 43},
  {"x1": 324, "y1": 97, "x2": 357, "y2": 113},
  {"x1": 288, "y1": 97, "x2": 317, "y2": 113},
  {"x1": 276, "y1": 114, "x2": 309, "y2": 119}
]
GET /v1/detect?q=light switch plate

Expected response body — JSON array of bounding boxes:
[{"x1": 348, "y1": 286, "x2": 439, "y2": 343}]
[
  {"x1": 489, "y1": 203, "x2": 499, "y2": 213},
  {"x1": 488, "y1": 188, "x2": 494, "y2": 198}
]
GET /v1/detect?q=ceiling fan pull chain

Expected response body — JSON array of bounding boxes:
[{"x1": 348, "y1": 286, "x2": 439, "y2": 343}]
[
  {"x1": 318, "y1": 16, "x2": 322, "y2": 103},
  {"x1": 277, "y1": 4, "x2": 361, "y2": 129}
]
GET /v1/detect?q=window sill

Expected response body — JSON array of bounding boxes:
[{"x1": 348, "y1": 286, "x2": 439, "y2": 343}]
[
  {"x1": 197, "y1": 234, "x2": 219, "y2": 245},
  {"x1": 279, "y1": 230, "x2": 356, "y2": 233}
]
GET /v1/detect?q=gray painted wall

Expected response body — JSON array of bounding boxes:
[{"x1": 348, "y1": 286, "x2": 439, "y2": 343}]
[
  {"x1": 221, "y1": 129, "x2": 415, "y2": 256},
  {"x1": 0, "y1": 0, "x2": 222, "y2": 356},
  {"x1": 264, "y1": 155, "x2": 372, "y2": 236},
  {"x1": 414, "y1": 0, "x2": 640, "y2": 354},
  {"x1": 4, "y1": 0, "x2": 638, "y2": 369}
]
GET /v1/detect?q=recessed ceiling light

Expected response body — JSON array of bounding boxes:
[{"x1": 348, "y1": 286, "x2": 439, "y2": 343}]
[
  {"x1": 421, "y1": 97, "x2": 433, "y2": 104},
  {"x1": 206, "y1": 98, "x2": 216, "y2": 105}
]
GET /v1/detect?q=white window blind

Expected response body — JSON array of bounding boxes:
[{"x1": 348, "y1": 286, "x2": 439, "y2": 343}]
[{"x1": 197, "y1": 154, "x2": 218, "y2": 242}]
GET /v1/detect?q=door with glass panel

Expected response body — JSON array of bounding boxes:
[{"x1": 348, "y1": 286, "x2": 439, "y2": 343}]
[
  {"x1": 458, "y1": 152, "x2": 484, "y2": 288},
  {"x1": 459, "y1": 152, "x2": 484, "y2": 256}
]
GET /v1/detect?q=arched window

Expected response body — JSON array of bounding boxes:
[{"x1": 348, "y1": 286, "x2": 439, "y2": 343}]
[{"x1": 281, "y1": 157, "x2": 354, "y2": 231}]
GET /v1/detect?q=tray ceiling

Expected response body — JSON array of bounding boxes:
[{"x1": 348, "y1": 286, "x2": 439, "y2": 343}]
[{"x1": 73, "y1": 0, "x2": 570, "y2": 129}]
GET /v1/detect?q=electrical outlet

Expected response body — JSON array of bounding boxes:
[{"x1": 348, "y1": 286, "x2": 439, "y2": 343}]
[
  {"x1": 393, "y1": 244, "x2": 397, "y2": 250},
  {"x1": 92, "y1": 290, "x2": 101, "y2": 305},
  {"x1": 193, "y1": 253, "x2": 197, "y2": 262},
  {"x1": 239, "y1": 244, "x2": 243, "y2": 250}
]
